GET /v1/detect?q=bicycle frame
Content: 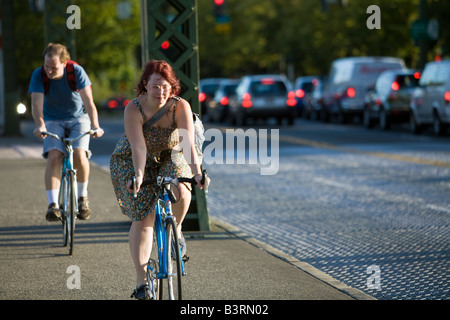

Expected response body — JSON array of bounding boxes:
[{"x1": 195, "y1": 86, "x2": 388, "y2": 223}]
[
  {"x1": 153, "y1": 188, "x2": 186, "y2": 280},
  {"x1": 42, "y1": 130, "x2": 95, "y2": 254}
]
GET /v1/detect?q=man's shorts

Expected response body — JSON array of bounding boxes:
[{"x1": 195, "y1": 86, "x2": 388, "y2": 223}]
[{"x1": 43, "y1": 114, "x2": 92, "y2": 159}]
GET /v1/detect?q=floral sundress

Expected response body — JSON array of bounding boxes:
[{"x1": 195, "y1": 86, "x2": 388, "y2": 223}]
[{"x1": 109, "y1": 97, "x2": 193, "y2": 221}]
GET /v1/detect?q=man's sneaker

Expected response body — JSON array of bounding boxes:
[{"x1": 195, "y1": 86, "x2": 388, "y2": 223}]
[
  {"x1": 46, "y1": 203, "x2": 61, "y2": 221},
  {"x1": 77, "y1": 197, "x2": 90, "y2": 220}
]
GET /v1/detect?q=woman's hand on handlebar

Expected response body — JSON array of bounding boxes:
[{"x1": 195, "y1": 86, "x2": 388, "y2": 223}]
[
  {"x1": 195, "y1": 170, "x2": 210, "y2": 192},
  {"x1": 127, "y1": 176, "x2": 143, "y2": 196}
]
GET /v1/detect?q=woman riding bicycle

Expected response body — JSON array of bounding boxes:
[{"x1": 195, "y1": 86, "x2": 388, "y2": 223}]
[{"x1": 110, "y1": 59, "x2": 209, "y2": 300}]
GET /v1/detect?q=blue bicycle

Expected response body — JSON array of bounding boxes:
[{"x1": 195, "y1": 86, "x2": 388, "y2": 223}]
[
  {"x1": 133, "y1": 170, "x2": 207, "y2": 300},
  {"x1": 41, "y1": 129, "x2": 99, "y2": 255}
]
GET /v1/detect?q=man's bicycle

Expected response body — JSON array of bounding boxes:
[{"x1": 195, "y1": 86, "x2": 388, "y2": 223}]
[
  {"x1": 41, "y1": 129, "x2": 99, "y2": 255},
  {"x1": 132, "y1": 170, "x2": 207, "y2": 300}
]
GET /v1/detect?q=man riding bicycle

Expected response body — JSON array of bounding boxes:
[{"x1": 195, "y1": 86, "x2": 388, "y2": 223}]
[{"x1": 29, "y1": 43, "x2": 104, "y2": 221}]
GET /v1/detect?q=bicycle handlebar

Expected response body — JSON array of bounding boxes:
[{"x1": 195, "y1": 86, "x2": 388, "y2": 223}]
[
  {"x1": 41, "y1": 129, "x2": 102, "y2": 143},
  {"x1": 133, "y1": 169, "x2": 208, "y2": 199}
]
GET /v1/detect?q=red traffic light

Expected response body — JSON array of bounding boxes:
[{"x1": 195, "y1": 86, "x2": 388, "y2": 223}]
[
  {"x1": 161, "y1": 41, "x2": 170, "y2": 50},
  {"x1": 214, "y1": 0, "x2": 224, "y2": 5}
]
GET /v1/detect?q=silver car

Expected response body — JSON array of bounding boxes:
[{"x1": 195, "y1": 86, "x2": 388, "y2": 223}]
[
  {"x1": 410, "y1": 60, "x2": 450, "y2": 135},
  {"x1": 228, "y1": 74, "x2": 296, "y2": 126}
]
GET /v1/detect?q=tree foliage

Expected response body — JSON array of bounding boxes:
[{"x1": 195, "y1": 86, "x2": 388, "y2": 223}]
[{"x1": 12, "y1": 0, "x2": 450, "y2": 104}]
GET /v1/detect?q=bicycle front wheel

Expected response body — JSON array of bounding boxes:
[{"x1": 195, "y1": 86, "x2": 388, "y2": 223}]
[
  {"x1": 147, "y1": 230, "x2": 162, "y2": 300},
  {"x1": 67, "y1": 170, "x2": 77, "y2": 255},
  {"x1": 165, "y1": 217, "x2": 182, "y2": 300}
]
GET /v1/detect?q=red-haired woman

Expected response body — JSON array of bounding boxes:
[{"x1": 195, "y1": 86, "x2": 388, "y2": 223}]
[{"x1": 110, "y1": 60, "x2": 209, "y2": 300}]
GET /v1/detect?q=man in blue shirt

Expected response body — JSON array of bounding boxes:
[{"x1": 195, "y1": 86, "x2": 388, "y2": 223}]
[{"x1": 29, "y1": 43, "x2": 104, "y2": 221}]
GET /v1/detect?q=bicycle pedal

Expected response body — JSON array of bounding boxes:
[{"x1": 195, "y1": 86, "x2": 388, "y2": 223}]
[{"x1": 182, "y1": 255, "x2": 189, "y2": 263}]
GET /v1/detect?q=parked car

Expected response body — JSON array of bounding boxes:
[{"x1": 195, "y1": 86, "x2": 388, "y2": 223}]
[
  {"x1": 302, "y1": 77, "x2": 324, "y2": 120},
  {"x1": 321, "y1": 56, "x2": 405, "y2": 123},
  {"x1": 199, "y1": 78, "x2": 226, "y2": 115},
  {"x1": 102, "y1": 95, "x2": 131, "y2": 112},
  {"x1": 228, "y1": 74, "x2": 296, "y2": 126},
  {"x1": 294, "y1": 76, "x2": 319, "y2": 116},
  {"x1": 206, "y1": 79, "x2": 240, "y2": 123},
  {"x1": 410, "y1": 60, "x2": 450, "y2": 135},
  {"x1": 363, "y1": 70, "x2": 421, "y2": 130}
]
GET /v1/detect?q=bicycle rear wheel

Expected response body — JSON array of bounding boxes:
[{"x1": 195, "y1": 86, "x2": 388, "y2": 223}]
[{"x1": 165, "y1": 217, "x2": 182, "y2": 300}]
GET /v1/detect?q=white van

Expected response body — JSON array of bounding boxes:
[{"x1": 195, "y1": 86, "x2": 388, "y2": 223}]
[
  {"x1": 321, "y1": 57, "x2": 405, "y2": 123},
  {"x1": 410, "y1": 60, "x2": 450, "y2": 135}
]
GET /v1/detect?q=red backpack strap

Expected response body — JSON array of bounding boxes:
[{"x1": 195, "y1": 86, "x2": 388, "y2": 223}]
[
  {"x1": 41, "y1": 66, "x2": 50, "y2": 95},
  {"x1": 66, "y1": 60, "x2": 78, "y2": 91}
]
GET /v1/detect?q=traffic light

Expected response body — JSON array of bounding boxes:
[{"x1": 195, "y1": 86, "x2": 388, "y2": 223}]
[{"x1": 213, "y1": 0, "x2": 227, "y2": 22}]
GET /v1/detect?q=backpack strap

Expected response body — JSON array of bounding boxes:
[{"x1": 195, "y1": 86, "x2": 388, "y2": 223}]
[
  {"x1": 41, "y1": 60, "x2": 78, "y2": 95},
  {"x1": 66, "y1": 61, "x2": 78, "y2": 91},
  {"x1": 41, "y1": 66, "x2": 50, "y2": 95}
]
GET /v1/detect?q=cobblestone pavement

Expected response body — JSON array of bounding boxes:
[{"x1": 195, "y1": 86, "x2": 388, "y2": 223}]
[{"x1": 206, "y1": 140, "x2": 450, "y2": 300}]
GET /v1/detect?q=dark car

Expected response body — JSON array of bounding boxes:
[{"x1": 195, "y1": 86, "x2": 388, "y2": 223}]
[
  {"x1": 206, "y1": 79, "x2": 240, "y2": 123},
  {"x1": 294, "y1": 76, "x2": 319, "y2": 117},
  {"x1": 199, "y1": 78, "x2": 226, "y2": 115},
  {"x1": 102, "y1": 95, "x2": 131, "y2": 112},
  {"x1": 228, "y1": 74, "x2": 296, "y2": 126},
  {"x1": 321, "y1": 56, "x2": 405, "y2": 123},
  {"x1": 364, "y1": 70, "x2": 420, "y2": 130}
]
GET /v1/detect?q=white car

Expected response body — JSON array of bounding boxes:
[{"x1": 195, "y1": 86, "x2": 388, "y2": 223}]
[{"x1": 410, "y1": 60, "x2": 450, "y2": 135}]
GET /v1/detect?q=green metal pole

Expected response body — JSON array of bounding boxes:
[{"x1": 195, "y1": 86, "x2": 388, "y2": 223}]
[
  {"x1": 140, "y1": 0, "x2": 209, "y2": 231},
  {"x1": 1, "y1": 0, "x2": 21, "y2": 136}
]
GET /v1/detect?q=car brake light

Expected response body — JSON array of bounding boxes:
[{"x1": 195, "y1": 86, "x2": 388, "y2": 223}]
[
  {"x1": 295, "y1": 89, "x2": 305, "y2": 98},
  {"x1": 287, "y1": 91, "x2": 297, "y2": 107},
  {"x1": 445, "y1": 91, "x2": 450, "y2": 104},
  {"x1": 242, "y1": 93, "x2": 252, "y2": 108},
  {"x1": 220, "y1": 97, "x2": 229, "y2": 105},
  {"x1": 261, "y1": 78, "x2": 275, "y2": 85},
  {"x1": 199, "y1": 92, "x2": 206, "y2": 102},
  {"x1": 346, "y1": 87, "x2": 356, "y2": 98},
  {"x1": 391, "y1": 81, "x2": 400, "y2": 91},
  {"x1": 108, "y1": 100, "x2": 118, "y2": 109}
]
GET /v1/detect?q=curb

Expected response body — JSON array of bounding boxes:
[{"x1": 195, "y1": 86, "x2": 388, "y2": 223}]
[{"x1": 209, "y1": 217, "x2": 377, "y2": 301}]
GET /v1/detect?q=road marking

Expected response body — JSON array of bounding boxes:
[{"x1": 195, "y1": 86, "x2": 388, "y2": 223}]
[{"x1": 278, "y1": 135, "x2": 450, "y2": 168}]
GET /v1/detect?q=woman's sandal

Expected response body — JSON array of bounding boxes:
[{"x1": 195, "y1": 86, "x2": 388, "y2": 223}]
[{"x1": 130, "y1": 284, "x2": 152, "y2": 300}]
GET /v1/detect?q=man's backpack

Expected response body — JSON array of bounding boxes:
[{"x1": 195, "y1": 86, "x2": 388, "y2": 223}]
[{"x1": 41, "y1": 60, "x2": 78, "y2": 95}]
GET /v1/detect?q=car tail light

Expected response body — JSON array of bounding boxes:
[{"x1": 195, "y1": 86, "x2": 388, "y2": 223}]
[
  {"x1": 199, "y1": 92, "x2": 206, "y2": 102},
  {"x1": 261, "y1": 78, "x2": 275, "y2": 85},
  {"x1": 295, "y1": 89, "x2": 305, "y2": 98},
  {"x1": 445, "y1": 91, "x2": 450, "y2": 104},
  {"x1": 108, "y1": 100, "x2": 118, "y2": 109},
  {"x1": 242, "y1": 93, "x2": 252, "y2": 108},
  {"x1": 220, "y1": 97, "x2": 229, "y2": 105},
  {"x1": 287, "y1": 91, "x2": 297, "y2": 107},
  {"x1": 391, "y1": 81, "x2": 400, "y2": 91},
  {"x1": 346, "y1": 87, "x2": 356, "y2": 98},
  {"x1": 413, "y1": 72, "x2": 421, "y2": 79}
]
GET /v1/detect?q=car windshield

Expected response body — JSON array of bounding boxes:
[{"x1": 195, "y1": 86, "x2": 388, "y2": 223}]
[
  {"x1": 202, "y1": 84, "x2": 220, "y2": 95},
  {"x1": 250, "y1": 79, "x2": 287, "y2": 96}
]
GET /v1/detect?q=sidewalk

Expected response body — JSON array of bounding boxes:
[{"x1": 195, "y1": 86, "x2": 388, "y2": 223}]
[{"x1": 0, "y1": 133, "x2": 375, "y2": 300}]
